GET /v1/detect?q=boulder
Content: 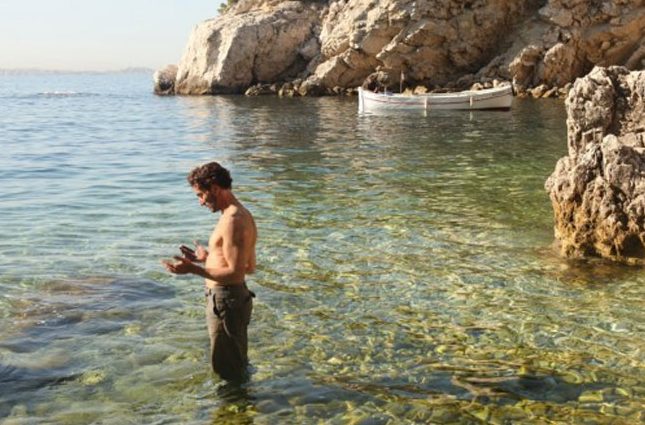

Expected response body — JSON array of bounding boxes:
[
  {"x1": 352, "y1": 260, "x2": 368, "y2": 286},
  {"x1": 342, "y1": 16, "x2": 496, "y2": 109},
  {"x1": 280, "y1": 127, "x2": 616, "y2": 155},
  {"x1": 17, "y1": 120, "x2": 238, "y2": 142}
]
[
  {"x1": 297, "y1": 77, "x2": 326, "y2": 96},
  {"x1": 153, "y1": 64, "x2": 178, "y2": 95},
  {"x1": 245, "y1": 83, "x2": 279, "y2": 96},
  {"x1": 174, "y1": 1, "x2": 322, "y2": 94},
  {"x1": 545, "y1": 66, "x2": 645, "y2": 264},
  {"x1": 509, "y1": 45, "x2": 544, "y2": 92}
]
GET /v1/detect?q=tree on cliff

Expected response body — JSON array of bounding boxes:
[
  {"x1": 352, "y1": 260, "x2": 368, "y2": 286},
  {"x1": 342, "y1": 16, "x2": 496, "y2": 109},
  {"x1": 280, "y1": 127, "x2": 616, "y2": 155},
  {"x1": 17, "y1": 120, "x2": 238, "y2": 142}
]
[{"x1": 218, "y1": 0, "x2": 237, "y2": 14}]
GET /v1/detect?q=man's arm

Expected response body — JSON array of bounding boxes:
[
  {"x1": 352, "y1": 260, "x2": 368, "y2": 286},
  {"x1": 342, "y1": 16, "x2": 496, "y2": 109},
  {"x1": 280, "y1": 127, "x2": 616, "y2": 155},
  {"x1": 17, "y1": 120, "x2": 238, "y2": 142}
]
[
  {"x1": 163, "y1": 216, "x2": 246, "y2": 283},
  {"x1": 246, "y1": 247, "x2": 256, "y2": 274},
  {"x1": 179, "y1": 241, "x2": 208, "y2": 263},
  {"x1": 246, "y1": 217, "x2": 257, "y2": 274}
]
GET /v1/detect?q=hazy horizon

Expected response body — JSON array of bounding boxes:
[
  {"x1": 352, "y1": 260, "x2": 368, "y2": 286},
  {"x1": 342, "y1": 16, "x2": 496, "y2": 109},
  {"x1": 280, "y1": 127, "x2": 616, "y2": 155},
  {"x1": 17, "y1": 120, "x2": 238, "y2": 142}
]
[
  {"x1": 0, "y1": 66, "x2": 156, "y2": 73},
  {"x1": 0, "y1": 0, "x2": 224, "y2": 72}
]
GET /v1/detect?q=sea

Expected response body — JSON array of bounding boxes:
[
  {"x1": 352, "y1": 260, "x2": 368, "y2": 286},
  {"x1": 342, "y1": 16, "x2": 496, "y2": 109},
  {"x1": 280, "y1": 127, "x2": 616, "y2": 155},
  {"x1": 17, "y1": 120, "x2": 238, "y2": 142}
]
[{"x1": 0, "y1": 72, "x2": 643, "y2": 424}]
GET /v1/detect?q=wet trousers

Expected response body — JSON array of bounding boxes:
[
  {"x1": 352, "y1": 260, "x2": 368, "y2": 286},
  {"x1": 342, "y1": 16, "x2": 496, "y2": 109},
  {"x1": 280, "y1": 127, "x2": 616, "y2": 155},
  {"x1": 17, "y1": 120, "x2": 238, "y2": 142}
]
[{"x1": 205, "y1": 283, "x2": 254, "y2": 381}]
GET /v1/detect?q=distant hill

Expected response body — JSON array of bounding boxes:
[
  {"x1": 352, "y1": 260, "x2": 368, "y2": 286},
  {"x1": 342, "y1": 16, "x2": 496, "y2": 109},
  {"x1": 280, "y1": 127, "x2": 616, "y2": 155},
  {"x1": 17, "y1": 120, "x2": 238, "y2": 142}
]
[{"x1": 0, "y1": 67, "x2": 155, "y2": 76}]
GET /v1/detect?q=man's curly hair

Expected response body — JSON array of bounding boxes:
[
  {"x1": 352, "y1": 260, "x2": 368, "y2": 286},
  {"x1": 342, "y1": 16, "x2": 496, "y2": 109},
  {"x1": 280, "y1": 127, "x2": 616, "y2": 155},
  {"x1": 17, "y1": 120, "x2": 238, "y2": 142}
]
[{"x1": 187, "y1": 162, "x2": 232, "y2": 190}]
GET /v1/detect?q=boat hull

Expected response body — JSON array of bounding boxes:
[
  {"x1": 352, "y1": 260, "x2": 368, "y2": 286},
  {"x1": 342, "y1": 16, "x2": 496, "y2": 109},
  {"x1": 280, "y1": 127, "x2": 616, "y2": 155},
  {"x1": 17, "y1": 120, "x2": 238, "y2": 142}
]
[{"x1": 358, "y1": 85, "x2": 513, "y2": 112}]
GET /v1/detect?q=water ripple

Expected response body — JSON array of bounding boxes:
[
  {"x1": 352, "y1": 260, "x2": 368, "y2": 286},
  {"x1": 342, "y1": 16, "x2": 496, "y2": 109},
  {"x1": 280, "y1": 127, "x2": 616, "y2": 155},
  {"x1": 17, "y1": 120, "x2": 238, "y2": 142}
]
[{"x1": 0, "y1": 75, "x2": 643, "y2": 423}]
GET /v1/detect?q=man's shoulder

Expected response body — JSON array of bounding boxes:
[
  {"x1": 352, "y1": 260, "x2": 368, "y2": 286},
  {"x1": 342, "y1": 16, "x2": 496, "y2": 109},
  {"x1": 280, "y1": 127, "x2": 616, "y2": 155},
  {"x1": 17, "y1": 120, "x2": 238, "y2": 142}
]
[
  {"x1": 227, "y1": 203, "x2": 253, "y2": 219},
  {"x1": 221, "y1": 207, "x2": 250, "y2": 227}
]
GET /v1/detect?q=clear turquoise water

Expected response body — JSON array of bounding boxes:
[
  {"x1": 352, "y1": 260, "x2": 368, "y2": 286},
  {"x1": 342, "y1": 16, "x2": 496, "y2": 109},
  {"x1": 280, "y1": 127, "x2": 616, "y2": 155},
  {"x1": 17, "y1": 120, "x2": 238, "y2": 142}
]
[{"x1": 0, "y1": 73, "x2": 643, "y2": 424}]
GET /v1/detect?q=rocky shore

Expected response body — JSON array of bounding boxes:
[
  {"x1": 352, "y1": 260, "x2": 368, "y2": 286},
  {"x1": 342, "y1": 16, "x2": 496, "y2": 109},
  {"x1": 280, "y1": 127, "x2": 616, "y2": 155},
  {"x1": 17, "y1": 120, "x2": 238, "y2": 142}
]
[
  {"x1": 546, "y1": 66, "x2": 645, "y2": 264},
  {"x1": 154, "y1": 0, "x2": 644, "y2": 98}
]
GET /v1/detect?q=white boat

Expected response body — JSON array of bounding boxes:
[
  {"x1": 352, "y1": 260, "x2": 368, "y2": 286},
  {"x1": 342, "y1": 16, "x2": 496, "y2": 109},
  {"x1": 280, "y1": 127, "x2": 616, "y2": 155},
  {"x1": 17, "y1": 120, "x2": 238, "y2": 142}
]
[{"x1": 358, "y1": 84, "x2": 513, "y2": 113}]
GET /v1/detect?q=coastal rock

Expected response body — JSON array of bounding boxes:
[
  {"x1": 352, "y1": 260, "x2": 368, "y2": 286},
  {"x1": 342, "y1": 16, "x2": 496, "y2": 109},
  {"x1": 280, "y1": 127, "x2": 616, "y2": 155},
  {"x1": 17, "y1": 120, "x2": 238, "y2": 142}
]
[
  {"x1": 157, "y1": 0, "x2": 645, "y2": 95},
  {"x1": 309, "y1": 0, "x2": 533, "y2": 90},
  {"x1": 153, "y1": 64, "x2": 178, "y2": 95},
  {"x1": 174, "y1": 1, "x2": 322, "y2": 94},
  {"x1": 509, "y1": 45, "x2": 543, "y2": 92},
  {"x1": 545, "y1": 66, "x2": 645, "y2": 264},
  {"x1": 245, "y1": 83, "x2": 279, "y2": 96},
  {"x1": 509, "y1": 0, "x2": 644, "y2": 97}
]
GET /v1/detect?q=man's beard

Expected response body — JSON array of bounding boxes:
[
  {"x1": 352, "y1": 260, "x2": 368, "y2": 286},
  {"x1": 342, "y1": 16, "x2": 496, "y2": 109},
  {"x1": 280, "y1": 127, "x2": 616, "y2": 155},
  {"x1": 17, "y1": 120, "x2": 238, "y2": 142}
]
[{"x1": 206, "y1": 193, "x2": 218, "y2": 211}]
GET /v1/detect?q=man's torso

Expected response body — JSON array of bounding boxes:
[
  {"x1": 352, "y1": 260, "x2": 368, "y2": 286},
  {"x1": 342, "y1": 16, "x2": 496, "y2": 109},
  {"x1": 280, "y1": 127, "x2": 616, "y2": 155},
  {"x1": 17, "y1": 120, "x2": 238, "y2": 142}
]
[{"x1": 205, "y1": 203, "x2": 256, "y2": 288}]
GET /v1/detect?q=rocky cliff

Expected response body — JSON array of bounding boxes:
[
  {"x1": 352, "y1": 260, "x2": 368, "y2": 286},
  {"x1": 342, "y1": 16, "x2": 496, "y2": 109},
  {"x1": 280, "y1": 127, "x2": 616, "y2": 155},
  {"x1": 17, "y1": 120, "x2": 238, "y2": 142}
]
[
  {"x1": 155, "y1": 0, "x2": 644, "y2": 97},
  {"x1": 545, "y1": 66, "x2": 645, "y2": 264}
]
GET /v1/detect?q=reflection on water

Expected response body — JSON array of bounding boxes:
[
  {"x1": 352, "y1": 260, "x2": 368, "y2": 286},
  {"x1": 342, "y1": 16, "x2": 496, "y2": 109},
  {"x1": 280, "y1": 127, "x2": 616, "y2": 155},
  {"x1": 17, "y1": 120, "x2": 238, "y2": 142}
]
[{"x1": 0, "y1": 76, "x2": 643, "y2": 424}]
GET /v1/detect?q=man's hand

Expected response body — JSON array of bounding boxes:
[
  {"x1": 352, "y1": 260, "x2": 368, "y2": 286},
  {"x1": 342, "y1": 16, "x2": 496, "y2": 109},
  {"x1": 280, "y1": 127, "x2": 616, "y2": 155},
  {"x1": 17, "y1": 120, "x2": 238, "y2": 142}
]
[
  {"x1": 179, "y1": 240, "x2": 208, "y2": 263},
  {"x1": 162, "y1": 256, "x2": 199, "y2": 275}
]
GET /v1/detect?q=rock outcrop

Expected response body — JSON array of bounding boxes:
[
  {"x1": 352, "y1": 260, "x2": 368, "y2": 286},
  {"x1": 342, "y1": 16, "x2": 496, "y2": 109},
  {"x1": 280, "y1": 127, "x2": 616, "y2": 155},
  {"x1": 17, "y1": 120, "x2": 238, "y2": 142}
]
[
  {"x1": 545, "y1": 66, "x2": 645, "y2": 264},
  {"x1": 174, "y1": 0, "x2": 323, "y2": 94},
  {"x1": 153, "y1": 64, "x2": 178, "y2": 95},
  {"x1": 155, "y1": 0, "x2": 645, "y2": 96}
]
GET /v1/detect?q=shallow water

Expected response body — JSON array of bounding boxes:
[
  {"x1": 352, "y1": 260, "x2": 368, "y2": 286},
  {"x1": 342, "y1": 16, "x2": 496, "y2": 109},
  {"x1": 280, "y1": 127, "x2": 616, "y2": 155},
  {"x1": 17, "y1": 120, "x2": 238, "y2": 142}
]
[{"x1": 0, "y1": 73, "x2": 643, "y2": 424}]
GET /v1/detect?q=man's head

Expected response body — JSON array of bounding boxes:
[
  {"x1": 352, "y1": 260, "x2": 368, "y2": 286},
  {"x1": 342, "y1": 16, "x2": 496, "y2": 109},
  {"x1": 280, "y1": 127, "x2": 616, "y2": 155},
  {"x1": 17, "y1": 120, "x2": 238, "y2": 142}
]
[
  {"x1": 187, "y1": 162, "x2": 232, "y2": 191},
  {"x1": 187, "y1": 162, "x2": 233, "y2": 212}
]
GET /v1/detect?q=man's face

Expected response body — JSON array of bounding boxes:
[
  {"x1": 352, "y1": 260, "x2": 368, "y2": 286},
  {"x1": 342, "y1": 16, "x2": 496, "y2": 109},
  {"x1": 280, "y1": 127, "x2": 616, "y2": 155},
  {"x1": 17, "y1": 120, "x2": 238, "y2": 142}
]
[{"x1": 193, "y1": 184, "x2": 219, "y2": 212}]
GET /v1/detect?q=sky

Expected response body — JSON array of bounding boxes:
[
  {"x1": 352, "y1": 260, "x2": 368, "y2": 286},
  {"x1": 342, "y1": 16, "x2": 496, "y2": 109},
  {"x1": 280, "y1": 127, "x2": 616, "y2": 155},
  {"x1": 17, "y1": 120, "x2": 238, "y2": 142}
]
[{"x1": 0, "y1": 0, "x2": 224, "y2": 71}]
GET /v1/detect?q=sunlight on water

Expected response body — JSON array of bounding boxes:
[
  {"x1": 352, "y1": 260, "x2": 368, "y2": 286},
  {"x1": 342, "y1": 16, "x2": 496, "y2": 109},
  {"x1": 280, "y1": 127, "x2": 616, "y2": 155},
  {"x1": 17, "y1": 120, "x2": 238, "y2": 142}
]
[{"x1": 0, "y1": 74, "x2": 643, "y2": 424}]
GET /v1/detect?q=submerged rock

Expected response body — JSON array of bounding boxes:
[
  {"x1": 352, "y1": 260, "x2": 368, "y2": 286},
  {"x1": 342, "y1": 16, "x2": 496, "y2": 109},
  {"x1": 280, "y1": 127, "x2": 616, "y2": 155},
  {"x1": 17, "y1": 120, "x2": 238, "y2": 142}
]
[{"x1": 545, "y1": 66, "x2": 645, "y2": 264}]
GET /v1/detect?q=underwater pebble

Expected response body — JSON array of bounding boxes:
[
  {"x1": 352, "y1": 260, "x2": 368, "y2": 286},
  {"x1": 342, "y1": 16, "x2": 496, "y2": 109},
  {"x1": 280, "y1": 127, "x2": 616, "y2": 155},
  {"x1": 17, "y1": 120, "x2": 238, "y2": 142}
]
[
  {"x1": 600, "y1": 404, "x2": 618, "y2": 415},
  {"x1": 578, "y1": 390, "x2": 604, "y2": 403},
  {"x1": 294, "y1": 403, "x2": 332, "y2": 418},
  {"x1": 614, "y1": 387, "x2": 632, "y2": 398},
  {"x1": 124, "y1": 324, "x2": 141, "y2": 336},
  {"x1": 469, "y1": 406, "x2": 490, "y2": 422},
  {"x1": 256, "y1": 399, "x2": 288, "y2": 414},
  {"x1": 129, "y1": 345, "x2": 170, "y2": 366},
  {"x1": 632, "y1": 386, "x2": 645, "y2": 396},
  {"x1": 526, "y1": 402, "x2": 549, "y2": 416},
  {"x1": 405, "y1": 405, "x2": 432, "y2": 422},
  {"x1": 429, "y1": 407, "x2": 460, "y2": 422},
  {"x1": 383, "y1": 402, "x2": 408, "y2": 418},
  {"x1": 327, "y1": 356, "x2": 343, "y2": 365},
  {"x1": 498, "y1": 406, "x2": 528, "y2": 420},
  {"x1": 9, "y1": 404, "x2": 28, "y2": 417},
  {"x1": 561, "y1": 371, "x2": 584, "y2": 384},
  {"x1": 487, "y1": 414, "x2": 506, "y2": 425},
  {"x1": 614, "y1": 402, "x2": 639, "y2": 416},
  {"x1": 80, "y1": 370, "x2": 106, "y2": 385},
  {"x1": 164, "y1": 351, "x2": 200, "y2": 363},
  {"x1": 349, "y1": 414, "x2": 390, "y2": 425}
]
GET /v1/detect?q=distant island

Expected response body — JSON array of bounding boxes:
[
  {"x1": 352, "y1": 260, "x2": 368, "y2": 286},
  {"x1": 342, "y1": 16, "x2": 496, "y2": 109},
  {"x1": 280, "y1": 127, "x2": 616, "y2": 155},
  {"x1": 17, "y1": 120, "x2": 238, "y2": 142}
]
[{"x1": 0, "y1": 67, "x2": 155, "y2": 76}]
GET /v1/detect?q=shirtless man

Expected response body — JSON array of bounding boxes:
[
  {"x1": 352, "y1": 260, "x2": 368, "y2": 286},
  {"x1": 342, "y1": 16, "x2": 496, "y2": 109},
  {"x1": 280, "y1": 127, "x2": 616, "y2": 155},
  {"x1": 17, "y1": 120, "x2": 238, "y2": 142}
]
[{"x1": 162, "y1": 162, "x2": 257, "y2": 381}]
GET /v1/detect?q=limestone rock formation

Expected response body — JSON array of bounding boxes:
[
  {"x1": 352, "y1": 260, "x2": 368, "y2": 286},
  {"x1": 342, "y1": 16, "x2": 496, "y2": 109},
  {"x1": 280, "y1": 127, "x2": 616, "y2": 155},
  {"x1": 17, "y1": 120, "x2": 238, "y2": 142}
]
[
  {"x1": 153, "y1": 64, "x2": 178, "y2": 95},
  {"x1": 156, "y1": 0, "x2": 645, "y2": 96},
  {"x1": 545, "y1": 66, "x2": 645, "y2": 264},
  {"x1": 174, "y1": 0, "x2": 323, "y2": 94}
]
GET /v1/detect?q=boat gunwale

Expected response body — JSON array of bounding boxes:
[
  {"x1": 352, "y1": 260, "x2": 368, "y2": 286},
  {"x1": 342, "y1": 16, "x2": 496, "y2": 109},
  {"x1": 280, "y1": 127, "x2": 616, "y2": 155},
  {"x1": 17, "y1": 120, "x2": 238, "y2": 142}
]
[{"x1": 359, "y1": 85, "x2": 513, "y2": 106}]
